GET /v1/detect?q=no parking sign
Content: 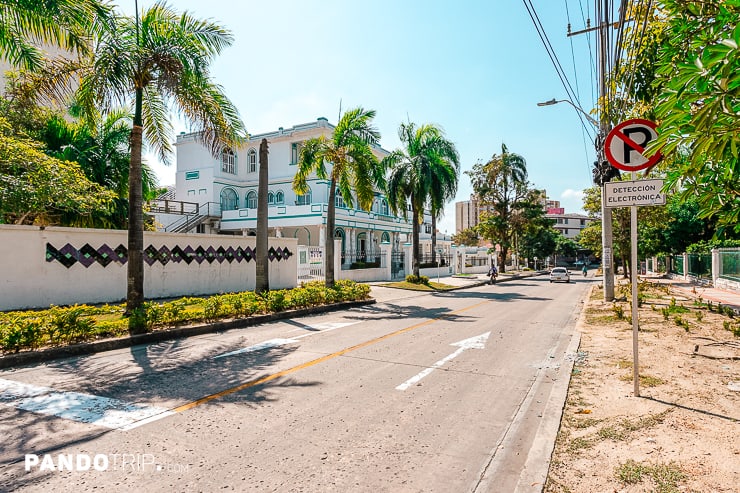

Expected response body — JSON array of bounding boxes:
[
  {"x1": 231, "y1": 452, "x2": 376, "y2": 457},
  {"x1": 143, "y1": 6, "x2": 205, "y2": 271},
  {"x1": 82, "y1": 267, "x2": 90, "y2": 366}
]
[{"x1": 604, "y1": 119, "x2": 662, "y2": 172}]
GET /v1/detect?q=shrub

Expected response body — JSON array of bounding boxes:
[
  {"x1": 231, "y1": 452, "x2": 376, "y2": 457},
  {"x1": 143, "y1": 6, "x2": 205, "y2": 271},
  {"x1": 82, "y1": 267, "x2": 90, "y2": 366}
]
[
  {"x1": 405, "y1": 274, "x2": 430, "y2": 285},
  {"x1": 612, "y1": 304, "x2": 625, "y2": 320},
  {"x1": 47, "y1": 305, "x2": 96, "y2": 344},
  {"x1": 0, "y1": 316, "x2": 44, "y2": 352}
]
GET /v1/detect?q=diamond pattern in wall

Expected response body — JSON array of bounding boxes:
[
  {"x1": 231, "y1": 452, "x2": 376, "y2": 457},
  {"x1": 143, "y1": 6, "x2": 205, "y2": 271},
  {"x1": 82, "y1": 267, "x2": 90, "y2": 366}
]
[{"x1": 46, "y1": 243, "x2": 293, "y2": 268}]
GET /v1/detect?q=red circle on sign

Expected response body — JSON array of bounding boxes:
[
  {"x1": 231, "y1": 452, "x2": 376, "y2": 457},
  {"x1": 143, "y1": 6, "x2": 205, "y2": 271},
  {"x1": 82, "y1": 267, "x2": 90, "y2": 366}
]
[{"x1": 604, "y1": 118, "x2": 662, "y2": 172}]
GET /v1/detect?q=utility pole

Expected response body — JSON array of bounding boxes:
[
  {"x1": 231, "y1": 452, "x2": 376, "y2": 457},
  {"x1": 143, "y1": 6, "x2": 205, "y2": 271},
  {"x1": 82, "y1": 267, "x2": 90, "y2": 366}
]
[{"x1": 569, "y1": 0, "x2": 616, "y2": 300}]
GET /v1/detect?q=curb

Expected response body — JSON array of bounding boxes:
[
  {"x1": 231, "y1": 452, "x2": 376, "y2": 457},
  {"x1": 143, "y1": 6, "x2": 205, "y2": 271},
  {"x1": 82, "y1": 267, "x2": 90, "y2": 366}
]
[
  {"x1": 513, "y1": 285, "x2": 590, "y2": 492},
  {"x1": 0, "y1": 299, "x2": 376, "y2": 369}
]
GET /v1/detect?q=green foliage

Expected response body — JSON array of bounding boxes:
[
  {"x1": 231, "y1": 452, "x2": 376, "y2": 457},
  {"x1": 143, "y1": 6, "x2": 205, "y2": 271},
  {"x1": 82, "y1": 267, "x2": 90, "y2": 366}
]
[
  {"x1": 451, "y1": 227, "x2": 479, "y2": 246},
  {"x1": 405, "y1": 274, "x2": 430, "y2": 285},
  {"x1": 612, "y1": 304, "x2": 626, "y2": 320},
  {"x1": 382, "y1": 122, "x2": 459, "y2": 277},
  {"x1": 0, "y1": 116, "x2": 115, "y2": 225},
  {"x1": 651, "y1": 2, "x2": 740, "y2": 234},
  {"x1": 0, "y1": 281, "x2": 372, "y2": 353}
]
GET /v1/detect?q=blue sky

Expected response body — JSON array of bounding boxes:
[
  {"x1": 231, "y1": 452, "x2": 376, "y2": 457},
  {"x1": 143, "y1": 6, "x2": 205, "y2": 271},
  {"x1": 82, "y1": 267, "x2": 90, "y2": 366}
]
[{"x1": 124, "y1": 1, "x2": 601, "y2": 235}]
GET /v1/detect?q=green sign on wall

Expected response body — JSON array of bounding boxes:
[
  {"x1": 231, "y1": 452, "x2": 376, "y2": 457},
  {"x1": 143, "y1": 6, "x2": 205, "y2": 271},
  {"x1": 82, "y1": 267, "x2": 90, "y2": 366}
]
[{"x1": 185, "y1": 171, "x2": 200, "y2": 180}]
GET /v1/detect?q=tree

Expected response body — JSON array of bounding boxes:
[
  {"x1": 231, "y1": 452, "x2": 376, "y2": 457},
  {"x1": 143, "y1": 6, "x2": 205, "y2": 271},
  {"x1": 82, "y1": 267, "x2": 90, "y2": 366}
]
[
  {"x1": 516, "y1": 191, "x2": 557, "y2": 267},
  {"x1": 649, "y1": 2, "x2": 740, "y2": 233},
  {"x1": 255, "y1": 139, "x2": 269, "y2": 294},
  {"x1": 383, "y1": 122, "x2": 459, "y2": 278},
  {"x1": 70, "y1": 3, "x2": 245, "y2": 332},
  {"x1": 42, "y1": 109, "x2": 159, "y2": 229},
  {"x1": 467, "y1": 144, "x2": 529, "y2": 273},
  {"x1": 0, "y1": 116, "x2": 114, "y2": 224},
  {"x1": 0, "y1": 0, "x2": 112, "y2": 72},
  {"x1": 293, "y1": 107, "x2": 381, "y2": 288},
  {"x1": 452, "y1": 227, "x2": 479, "y2": 247}
]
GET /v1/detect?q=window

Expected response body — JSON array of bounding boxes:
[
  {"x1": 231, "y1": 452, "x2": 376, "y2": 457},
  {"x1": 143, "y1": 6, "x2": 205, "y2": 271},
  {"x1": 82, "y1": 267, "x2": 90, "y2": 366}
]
[
  {"x1": 580, "y1": 219, "x2": 586, "y2": 226},
  {"x1": 380, "y1": 199, "x2": 389, "y2": 215},
  {"x1": 296, "y1": 187, "x2": 312, "y2": 205},
  {"x1": 220, "y1": 188, "x2": 238, "y2": 210},
  {"x1": 221, "y1": 148, "x2": 236, "y2": 174},
  {"x1": 187, "y1": 189, "x2": 195, "y2": 196},
  {"x1": 425, "y1": 224, "x2": 432, "y2": 234},
  {"x1": 246, "y1": 190, "x2": 257, "y2": 209},
  {"x1": 291, "y1": 142, "x2": 303, "y2": 164},
  {"x1": 557, "y1": 218, "x2": 564, "y2": 224},
  {"x1": 247, "y1": 148, "x2": 257, "y2": 173},
  {"x1": 381, "y1": 232, "x2": 390, "y2": 243},
  {"x1": 335, "y1": 188, "x2": 345, "y2": 208},
  {"x1": 275, "y1": 191, "x2": 284, "y2": 204},
  {"x1": 198, "y1": 189, "x2": 207, "y2": 195},
  {"x1": 564, "y1": 229, "x2": 569, "y2": 235},
  {"x1": 267, "y1": 192, "x2": 275, "y2": 205}
]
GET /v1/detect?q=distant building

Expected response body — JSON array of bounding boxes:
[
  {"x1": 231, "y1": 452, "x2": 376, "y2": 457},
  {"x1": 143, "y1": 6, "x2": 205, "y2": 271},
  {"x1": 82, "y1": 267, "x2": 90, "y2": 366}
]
[
  {"x1": 454, "y1": 191, "x2": 593, "y2": 241},
  {"x1": 546, "y1": 212, "x2": 594, "y2": 240}
]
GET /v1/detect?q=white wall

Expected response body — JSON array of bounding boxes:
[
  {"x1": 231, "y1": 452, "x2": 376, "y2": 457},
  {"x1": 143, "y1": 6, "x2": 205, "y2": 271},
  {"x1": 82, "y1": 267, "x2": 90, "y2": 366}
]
[{"x1": 0, "y1": 225, "x2": 298, "y2": 310}]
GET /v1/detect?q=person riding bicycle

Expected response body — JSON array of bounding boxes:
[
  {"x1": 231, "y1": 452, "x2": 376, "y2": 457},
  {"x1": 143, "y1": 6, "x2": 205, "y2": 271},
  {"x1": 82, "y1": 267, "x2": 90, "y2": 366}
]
[{"x1": 489, "y1": 265, "x2": 498, "y2": 284}]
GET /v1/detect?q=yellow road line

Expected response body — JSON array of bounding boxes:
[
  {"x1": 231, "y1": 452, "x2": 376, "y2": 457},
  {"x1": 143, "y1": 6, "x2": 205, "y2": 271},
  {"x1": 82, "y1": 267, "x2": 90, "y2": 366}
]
[{"x1": 173, "y1": 300, "x2": 488, "y2": 413}]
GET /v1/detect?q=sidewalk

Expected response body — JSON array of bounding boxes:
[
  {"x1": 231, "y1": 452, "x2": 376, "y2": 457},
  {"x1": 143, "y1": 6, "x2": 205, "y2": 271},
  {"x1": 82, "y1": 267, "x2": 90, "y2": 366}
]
[{"x1": 643, "y1": 275, "x2": 740, "y2": 313}]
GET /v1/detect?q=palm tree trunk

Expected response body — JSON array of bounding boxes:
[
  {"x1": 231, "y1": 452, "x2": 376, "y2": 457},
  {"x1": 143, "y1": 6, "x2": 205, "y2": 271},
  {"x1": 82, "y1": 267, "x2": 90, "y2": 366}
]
[
  {"x1": 431, "y1": 213, "x2": 437, "y2": 264},
  {"x1": 255, "y1": 138, "x2": 269, "y2": 294},
  {"x1": 412, "y1": 200, "x2": 421, "y2": 278},
  {"x1": 126, "y1": 88, "x2": 145, "y2": 333},
  {"x1": 325, "y1": 178, "x2": 336, "y2": 288}
]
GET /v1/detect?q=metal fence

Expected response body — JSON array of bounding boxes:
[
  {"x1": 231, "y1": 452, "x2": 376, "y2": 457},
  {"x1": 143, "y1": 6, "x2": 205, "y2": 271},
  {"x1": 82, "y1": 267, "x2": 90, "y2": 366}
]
[
  {"x1": 719, "y1": 248, "x2": 740, "y2": 282},
  {"x1": 390, "y1": 250, "x2": 405, "y2": 279},
  {"x1": 687, "y1": 253, "x2": 711, "y2": 280},
  {"x1": 298, "y1": 245, "x2": 324, "y2": 281},
  {"x1": 418, "y1": 254, "x2": 453, "y2": 268},
  {"x1": 342, "y1": 250, "x2": 383, "y2": 270},
  {"x1": 670, "y1": 255, "x2": 684, "y2": 275}
]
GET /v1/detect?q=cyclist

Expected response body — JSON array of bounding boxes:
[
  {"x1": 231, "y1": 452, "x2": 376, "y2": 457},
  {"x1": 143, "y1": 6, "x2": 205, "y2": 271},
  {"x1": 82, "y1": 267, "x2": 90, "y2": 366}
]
[{"x1": 489, "y1": 265, "x2": 498, "y2": 284}]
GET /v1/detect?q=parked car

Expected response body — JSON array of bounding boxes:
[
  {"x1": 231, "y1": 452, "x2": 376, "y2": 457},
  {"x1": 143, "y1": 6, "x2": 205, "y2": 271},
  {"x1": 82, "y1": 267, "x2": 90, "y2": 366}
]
[{"x1": 550, "y1": 267, "x2": 570, "y2": 283}]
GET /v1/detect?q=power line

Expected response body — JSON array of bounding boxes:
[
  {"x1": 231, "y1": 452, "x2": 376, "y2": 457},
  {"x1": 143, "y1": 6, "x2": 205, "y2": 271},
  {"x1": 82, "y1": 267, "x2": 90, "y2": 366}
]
[{"x1": 522, "y1": 0, "x2": 596, "y2": 141}]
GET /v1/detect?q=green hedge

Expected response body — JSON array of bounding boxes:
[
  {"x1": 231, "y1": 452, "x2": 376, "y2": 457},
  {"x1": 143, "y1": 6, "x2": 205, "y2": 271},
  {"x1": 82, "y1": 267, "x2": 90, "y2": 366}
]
[{"x1": 0, "y1": 280, "x2": 371, "y2": 353}]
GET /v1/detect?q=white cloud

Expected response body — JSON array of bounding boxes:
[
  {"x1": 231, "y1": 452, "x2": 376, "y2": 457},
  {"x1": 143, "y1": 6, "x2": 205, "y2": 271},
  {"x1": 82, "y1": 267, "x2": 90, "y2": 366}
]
[{"x1": 561, "y1": 189, "x2": 585, "y2": 200}]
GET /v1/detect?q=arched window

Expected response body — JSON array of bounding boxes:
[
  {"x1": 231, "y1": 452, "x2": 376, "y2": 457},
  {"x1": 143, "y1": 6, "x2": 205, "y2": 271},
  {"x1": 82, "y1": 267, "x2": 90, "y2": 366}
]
[
  {"x1": 381, "y1": 199, "x2": 389, "y2": 215},
  {"x1": 296, "y1": 187, "x2": 312, "y2": 206},
  {"x1": 220, "y1": 188, "x2": 238, "y2": 210},
  {"x1": 267, "y1": 191, "x2": 275, "y2": 205},
  {"x1": 381, "y1": 232, "x2": 390, "y2": 243},
  {"x1": 247, "y1": 148, "x2": 257, "y2": 173},
  {"x1": 246, "y1": 190, "x2": 257, "y2": 209},
  {"x1": 221, "y1": 148, "x2": 236, "y2": 174},
  {"x1": 335, "y1": 188, "x2": 345, "y2": 208},
  {"x1": 275, "y1": 191, "x2": 285, "y2": 204}
]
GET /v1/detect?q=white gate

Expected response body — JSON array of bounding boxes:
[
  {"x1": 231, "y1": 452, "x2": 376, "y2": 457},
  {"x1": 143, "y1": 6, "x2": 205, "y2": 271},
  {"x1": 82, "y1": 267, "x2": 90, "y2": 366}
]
[{"x1": 297, "y1": 245, "x2": 324, "y2": 282}]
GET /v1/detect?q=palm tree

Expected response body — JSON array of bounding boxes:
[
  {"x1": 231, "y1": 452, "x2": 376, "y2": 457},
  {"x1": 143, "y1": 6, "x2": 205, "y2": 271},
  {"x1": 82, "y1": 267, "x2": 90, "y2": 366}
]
[
  {"x1": 255, "y1": 138, "x2": 269, "y2": 294},
  {"x1": 293, "y1": 107, "x2": 381, "y2": 288},
  {"x1": 43, "y1": 109, "x2": 159, "y2": 229},
  {"x1": 383, "y1": 122, "x2": 459, "y2": 278},
  {"x1": 468, "y1": 144, "x2": 529, "y2": 272},
  {"x1": 0, "y1": 0, "x2": 112, "y2": 72},
  {"x1": 72, "y1": 2, "x2": 245, "y2": 332}
]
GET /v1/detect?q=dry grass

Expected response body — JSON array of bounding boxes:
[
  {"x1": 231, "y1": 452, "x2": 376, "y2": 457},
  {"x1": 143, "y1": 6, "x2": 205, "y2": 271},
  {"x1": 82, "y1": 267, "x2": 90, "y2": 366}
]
[{"x1": 545, "y1": 279, "x2": 740, "y2": 493}]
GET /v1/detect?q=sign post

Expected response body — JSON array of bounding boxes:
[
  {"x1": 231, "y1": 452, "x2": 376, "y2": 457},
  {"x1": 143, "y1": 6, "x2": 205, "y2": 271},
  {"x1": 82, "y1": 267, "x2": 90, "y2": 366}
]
[{"x1": 604, "y1": 119, "x2": 663, "y2": 397}]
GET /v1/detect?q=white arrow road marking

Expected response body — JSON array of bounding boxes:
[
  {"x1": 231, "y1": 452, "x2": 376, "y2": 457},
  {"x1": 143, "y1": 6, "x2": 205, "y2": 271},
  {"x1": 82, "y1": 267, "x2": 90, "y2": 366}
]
[
  {"x1": 396, "y1": 332, "x2": 491, "y2": 391},
  {"x1": 213, "y1": 321, "x2": 358, "y2": 359},
  {"x1": 0, "y1": 378, "x2": 174, "y2": 430}
]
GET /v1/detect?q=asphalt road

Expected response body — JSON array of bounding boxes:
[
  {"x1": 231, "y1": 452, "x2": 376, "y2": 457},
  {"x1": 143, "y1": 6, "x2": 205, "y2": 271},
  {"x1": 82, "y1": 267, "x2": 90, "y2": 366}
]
[{"x1": 0, "y1": 275, "x2": 591, "y2": 492}]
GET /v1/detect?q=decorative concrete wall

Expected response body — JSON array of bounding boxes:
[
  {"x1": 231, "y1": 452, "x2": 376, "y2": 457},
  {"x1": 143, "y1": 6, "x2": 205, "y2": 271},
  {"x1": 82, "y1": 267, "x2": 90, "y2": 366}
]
[{"x1": 0, "y1": 225, "x2": 297, "y2": 310}]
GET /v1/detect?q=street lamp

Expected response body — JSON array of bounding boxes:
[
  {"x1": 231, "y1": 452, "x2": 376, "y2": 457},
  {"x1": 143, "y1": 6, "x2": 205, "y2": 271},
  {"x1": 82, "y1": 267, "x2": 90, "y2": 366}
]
[
  {"x1": 537, "y1": 97, "x2": 615, "y2": 301},
  {"x1": 537, "y1": 98, "x2": 599, "y2": 126}
]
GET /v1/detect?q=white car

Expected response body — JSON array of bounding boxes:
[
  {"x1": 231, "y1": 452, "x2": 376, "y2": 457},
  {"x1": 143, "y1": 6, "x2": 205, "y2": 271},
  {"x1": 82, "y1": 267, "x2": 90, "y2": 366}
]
[{"x1": 550, "y1": 267, "x2": 570, "y2": 283}]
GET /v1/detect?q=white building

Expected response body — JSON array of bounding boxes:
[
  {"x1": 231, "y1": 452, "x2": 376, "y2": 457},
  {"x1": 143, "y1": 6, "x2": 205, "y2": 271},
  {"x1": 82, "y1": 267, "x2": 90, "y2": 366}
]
[
  {"x1": 153, "y1": 118, "x2": 452, "y2": 266},
  {"x1": 546, "y1": 210, "x2": 594, "y2": 240}
]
